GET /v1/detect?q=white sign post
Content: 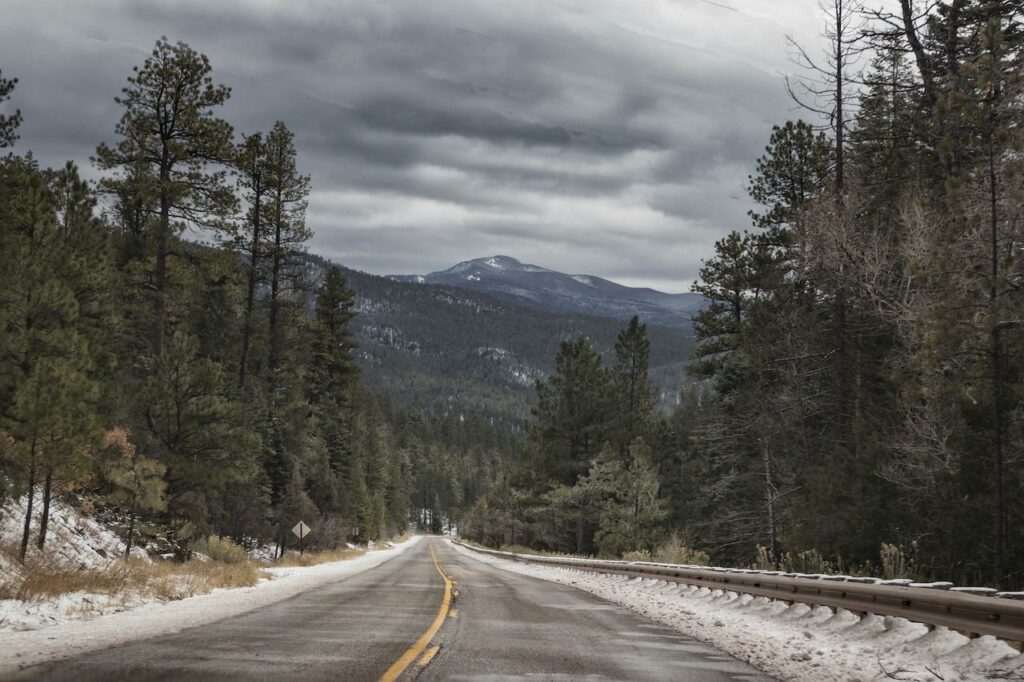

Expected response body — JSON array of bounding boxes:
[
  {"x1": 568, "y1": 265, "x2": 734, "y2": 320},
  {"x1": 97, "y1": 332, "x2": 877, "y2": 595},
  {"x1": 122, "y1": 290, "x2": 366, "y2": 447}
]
[{"x1": 292, "y1": 521, "x2": 311, "y2": 555}]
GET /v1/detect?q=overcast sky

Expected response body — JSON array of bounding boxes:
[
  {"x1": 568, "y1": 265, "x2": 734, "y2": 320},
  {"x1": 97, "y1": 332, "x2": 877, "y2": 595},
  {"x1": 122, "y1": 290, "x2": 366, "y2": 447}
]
[{"x1": 1, "y1": 0, "x2": 827, "y2": 291}]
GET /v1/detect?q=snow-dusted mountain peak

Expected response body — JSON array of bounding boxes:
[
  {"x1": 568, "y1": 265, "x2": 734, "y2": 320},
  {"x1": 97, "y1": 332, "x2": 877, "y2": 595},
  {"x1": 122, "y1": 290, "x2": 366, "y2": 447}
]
[
  {"x1": 390, "y1": 256, "x2": 704, "y2": 330},
  {"x1": 443, "y1": 255, "x2": 550, "y2": 275}
]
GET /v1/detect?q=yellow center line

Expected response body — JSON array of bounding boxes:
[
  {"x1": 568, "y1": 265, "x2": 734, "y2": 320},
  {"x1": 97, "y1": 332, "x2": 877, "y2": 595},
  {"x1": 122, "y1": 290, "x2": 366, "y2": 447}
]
[{"x1": 378, "y1": 540, "x2": 453, "y2": 682}]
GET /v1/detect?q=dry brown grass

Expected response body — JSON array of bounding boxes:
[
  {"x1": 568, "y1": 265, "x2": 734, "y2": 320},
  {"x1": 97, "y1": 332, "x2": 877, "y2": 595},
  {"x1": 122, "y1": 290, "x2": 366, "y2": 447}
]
[
  {"x1": 272, "y1": 547, "x2": 365, "y2": 567},
  {"x1": 0, "y1": 553, "x2": 267, "y2": 603}
]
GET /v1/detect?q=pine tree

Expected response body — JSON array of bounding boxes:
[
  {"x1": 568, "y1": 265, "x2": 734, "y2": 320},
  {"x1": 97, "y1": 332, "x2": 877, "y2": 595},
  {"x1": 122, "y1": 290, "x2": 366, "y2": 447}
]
[
  {"x1": 277, "y1": 463, "x2": 318, "y2": 555},
  {"x1": 234, "y1": 132, "x2": 269, "y2": 390},
  {"x1": 613, "y1": 316, "x2": 654, "y2": 458},
  {"x1": 263, "y1": 121, "x2": 311, "y2": 390},
  {"x1": 95, "y1": 38, "x2": 236, "y2": 357},
  {"x1": 101, "y1": 427, "x2": 167, "y2": 558},
  {"x1": 747, "y1": 121, "x2": 833, "y2": 237},
  {"x1": 0, "y1": 69, "x2": 21, "y2": 148},
  {"x1": 529, "y1": 337, "x2": 612, "y2": 486},
  {"x1": 0, "y1": 160, "x2": 106, "y2": 558},
  {"x1": 310, "y1": 266, "x2": 358, "y2": 405},
  {"x1": 690, "y1": 231, "x2": 755, "y2": 380},
  {"x1": 591, "y1": 438, "x2": 667, "y2": 557},
  {"x1": 139, "y1": 331, "x2": 252, "y2": 533}
]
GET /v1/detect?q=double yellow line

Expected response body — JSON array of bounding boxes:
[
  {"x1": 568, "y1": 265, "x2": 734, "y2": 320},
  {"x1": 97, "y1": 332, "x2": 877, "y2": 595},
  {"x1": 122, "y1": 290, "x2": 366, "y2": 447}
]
[{"x1": 378, "y1": 540, "x2": 454, "y2": 682}]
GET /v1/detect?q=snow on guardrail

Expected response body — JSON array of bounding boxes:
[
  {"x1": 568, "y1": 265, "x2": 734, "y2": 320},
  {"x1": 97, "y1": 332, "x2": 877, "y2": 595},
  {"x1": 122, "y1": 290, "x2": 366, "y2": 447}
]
[
  {"x1": 453, "y1": 540, "x2": 1024, "y2": 644},
  {"x1": 452, "y1": 539, "x2": 1024, "y2": 681}
]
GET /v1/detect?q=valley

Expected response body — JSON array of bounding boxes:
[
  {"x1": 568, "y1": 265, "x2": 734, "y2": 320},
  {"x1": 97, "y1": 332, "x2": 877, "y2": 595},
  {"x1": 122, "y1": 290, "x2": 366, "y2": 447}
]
[{"x1": 329, "y1": 256, "x2": 699, "y2": 425}]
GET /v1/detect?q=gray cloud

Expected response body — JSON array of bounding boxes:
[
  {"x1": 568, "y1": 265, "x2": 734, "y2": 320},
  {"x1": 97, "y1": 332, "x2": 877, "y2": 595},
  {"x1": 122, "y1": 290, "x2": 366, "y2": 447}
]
[{"x1": 0, "y1": 0, "x2": 826, "y2": 291}]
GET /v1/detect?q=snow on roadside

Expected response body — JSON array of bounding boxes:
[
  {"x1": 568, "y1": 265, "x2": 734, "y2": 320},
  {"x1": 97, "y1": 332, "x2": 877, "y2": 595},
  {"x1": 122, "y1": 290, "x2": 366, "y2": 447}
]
[
  {"x1": 451, "y1": 541, "x2": 1024, "y2": 682},
  {"x1": 0, "y1": 588, "x2": 166, "y2": 633},
  {"x1": 0, "y1": 536, "x2": 421, "y2": 675},
  {"x1": 0, "y1": 494, "x2": 155, "y2": 632}
]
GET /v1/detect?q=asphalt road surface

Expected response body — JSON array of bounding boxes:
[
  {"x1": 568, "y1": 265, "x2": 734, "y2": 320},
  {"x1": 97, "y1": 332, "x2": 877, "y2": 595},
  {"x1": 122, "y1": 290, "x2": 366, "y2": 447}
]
[{"x1": 9, "y1": 539, "x2": 770, "y2": 681}]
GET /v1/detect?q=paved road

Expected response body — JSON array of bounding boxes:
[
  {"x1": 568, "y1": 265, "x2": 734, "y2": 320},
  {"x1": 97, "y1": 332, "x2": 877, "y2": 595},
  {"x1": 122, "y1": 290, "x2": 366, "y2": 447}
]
[{"x1": 9, "y1": 539, "x2": 769, "y2": 681}]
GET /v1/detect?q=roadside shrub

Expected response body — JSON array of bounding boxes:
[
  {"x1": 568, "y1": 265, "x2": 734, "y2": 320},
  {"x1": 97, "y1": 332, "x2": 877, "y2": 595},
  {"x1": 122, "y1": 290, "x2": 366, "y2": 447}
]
[
  {"x1": 306, "y1": 515, "x2": 356, "y2": 551},
  {"x1": 274, "y1": 547, "x2": 364, "y2": 567},
  {"x1": 880, "y1": 542, "x2": 918, "y2": 580},
  {"x1": 778, "y1": 548, "x2": 834, "y2": 575},
  {"x1": 193, "y1": 536, "x2": 247, "y2": 564},
  {"x1": 623, "y1": 533, "x2": 711, "y2": 566}
]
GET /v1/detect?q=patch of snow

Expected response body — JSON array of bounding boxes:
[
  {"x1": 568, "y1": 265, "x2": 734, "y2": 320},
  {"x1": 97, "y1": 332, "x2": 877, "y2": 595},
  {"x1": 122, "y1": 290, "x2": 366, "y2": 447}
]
[
  {"x1": 450, "y1": 542, "x2": 1023, "y2": 682},
  {"x1": 466, "y1": 274, "x2": 480, "y2": 281},
  {"x1": 446, "y1": 260, "x2": 476, "y2": 274},
  {"x1": 0, "y1": 537, "x2": 421, "y2": 675},
  {"x1": 0, "y1": 494, "x2": 147, "y2": 571},
  {"x1": 509, "y1": 367, "x2": 541, "y2": 387},
  {"x1": 571, "y1": 275, "x2": 594, "y2": 286},
  {"x1": 476, "y1": 346, "x2": 511, "y2": 359},
  {"x1": 484, "y1": 257, "x2": 504, "y2": 270},
  {"x1": 246, "y1": 544, "x2": 277, "y2": 562}
]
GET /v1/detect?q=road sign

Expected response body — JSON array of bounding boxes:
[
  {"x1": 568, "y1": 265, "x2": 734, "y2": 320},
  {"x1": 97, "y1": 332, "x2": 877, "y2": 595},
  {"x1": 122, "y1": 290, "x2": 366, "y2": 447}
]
[{"x1": 292, "y1": 521, "x2": 311, "y2": 555}]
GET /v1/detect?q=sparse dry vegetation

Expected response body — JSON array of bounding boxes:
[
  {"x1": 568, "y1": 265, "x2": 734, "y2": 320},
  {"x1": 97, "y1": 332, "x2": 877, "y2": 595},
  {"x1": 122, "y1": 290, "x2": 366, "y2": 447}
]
[
  {"x1": 0, "y1": 551, "x2": 266, "y2": 604},
  {"x1": 623, "y1": 534, "x2": 711, "y2": 566},
  {"x1": 192, "y1": 536, "x2": 248, "y2": 564},
  {"x1": 272, "y1": 547, "x2": 365, "y2": 568},
  {"x1": 498, "y1": 543, "x2": 592, "y2": 559}
]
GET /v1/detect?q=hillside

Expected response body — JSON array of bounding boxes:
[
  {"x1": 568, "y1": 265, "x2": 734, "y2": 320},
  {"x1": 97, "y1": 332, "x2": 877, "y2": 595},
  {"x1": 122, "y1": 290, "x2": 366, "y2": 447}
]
[
  {"x1": 305, "y1": 257, "x2": 696, "y2": 425},
  {"x1": 389, "y1": 256, "x2": 703, "y2": 331}
]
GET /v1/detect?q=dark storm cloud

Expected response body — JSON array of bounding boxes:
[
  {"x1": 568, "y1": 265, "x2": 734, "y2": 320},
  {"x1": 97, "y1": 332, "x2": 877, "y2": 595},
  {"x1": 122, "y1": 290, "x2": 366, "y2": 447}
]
[{"x1": 0, "y1": 0, "x2": 825, "y2": 290}]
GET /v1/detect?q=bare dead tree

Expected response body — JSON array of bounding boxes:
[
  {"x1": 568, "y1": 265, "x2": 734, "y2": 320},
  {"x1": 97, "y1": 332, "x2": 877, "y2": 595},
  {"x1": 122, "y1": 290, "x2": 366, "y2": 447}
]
[{"x1": 786, "y1": 0, "x2": 865, "y2": 195}]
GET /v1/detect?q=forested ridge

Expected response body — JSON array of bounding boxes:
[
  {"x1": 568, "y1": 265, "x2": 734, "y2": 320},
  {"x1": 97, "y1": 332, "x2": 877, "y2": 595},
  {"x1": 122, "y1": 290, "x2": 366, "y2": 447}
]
[
  {"x1": 463, "y1": 0, "x2": 1024, "y2": 590},
  {"x1": 329, "y1": 256, "x2": 694, "y2": 426},
  {"x1": 0, "y1": 39, "x2": 514, "y2": 559}
]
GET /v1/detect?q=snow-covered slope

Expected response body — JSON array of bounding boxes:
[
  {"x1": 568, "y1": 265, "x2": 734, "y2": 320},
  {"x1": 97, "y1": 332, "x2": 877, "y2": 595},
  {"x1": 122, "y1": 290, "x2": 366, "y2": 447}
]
[
  {"x1": 0, "y1": 494, "x2": 146, "y2": 570},
  {"x1": 390, "y1": 255, "x2": 704, "y2": 330}
]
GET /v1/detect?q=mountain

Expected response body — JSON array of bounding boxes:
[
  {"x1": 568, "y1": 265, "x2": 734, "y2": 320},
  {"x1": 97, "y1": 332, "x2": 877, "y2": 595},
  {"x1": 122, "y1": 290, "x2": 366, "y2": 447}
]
[
  {"x1": 303, "y1": 255, "x2": 695, "y2": 426},
  {"x1": 389, "y1": 255, "x2": 703, "y2": 331}
]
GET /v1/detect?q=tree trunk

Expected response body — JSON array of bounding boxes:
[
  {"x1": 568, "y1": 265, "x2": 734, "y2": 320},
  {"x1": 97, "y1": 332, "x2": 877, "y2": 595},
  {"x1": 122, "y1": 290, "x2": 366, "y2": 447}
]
[
  {"x1": 154, "y1": 151, "x2": 171, "y2": 358},
  {"x1": 18, "y1": 436, "x2": 37, "y2": 562},
  {"x1": 834, "y1": 0, "x2": 844, "y2": 196},
  {"x1": 576, "y1": 508, "x2": 584, "y2": 555},
  {"x1": 988, "y1": 112, "x2": 1006, "y2": 588},
  {"x1": 267, "y1": 194, "x2": 284, "y2": 392},
  {"x1": 36, "y1": 466, "x2": 53, "y2": 550},
  {"x1": 125, "y1": 494, "x2": 137, "y2": 559},
  {"x1": 899, "y1": 0, "x2": 937, "y2": 105},
  {"x1": 761, "y1": 436, "x2": 779, "y2": 568},
  {"x1": 238, "y1": 180, "x2": 262, "y2": 390}
]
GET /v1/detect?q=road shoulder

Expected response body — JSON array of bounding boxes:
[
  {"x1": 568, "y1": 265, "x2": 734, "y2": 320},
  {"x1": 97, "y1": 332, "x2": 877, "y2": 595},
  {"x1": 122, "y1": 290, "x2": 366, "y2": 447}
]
[{"x1": 0, "y1": 536, "x2": 421, "y2": 676}]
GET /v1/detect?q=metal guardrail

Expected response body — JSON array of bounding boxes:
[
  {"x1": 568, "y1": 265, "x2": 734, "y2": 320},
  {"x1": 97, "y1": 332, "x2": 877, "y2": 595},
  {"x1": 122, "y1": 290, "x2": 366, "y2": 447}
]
[{"x1": 453, "y1": 540, "x2": 1024, "y2": 644}]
